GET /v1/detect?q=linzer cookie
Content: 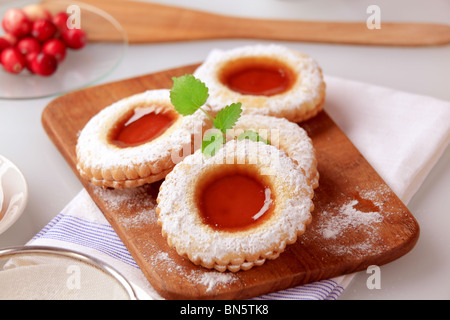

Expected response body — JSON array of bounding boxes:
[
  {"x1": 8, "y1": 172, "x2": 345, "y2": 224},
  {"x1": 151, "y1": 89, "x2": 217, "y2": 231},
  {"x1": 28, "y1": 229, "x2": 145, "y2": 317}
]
[
  {"x1": 194, "y1": 44, "x2": 326, "y2": 123},
  {"x1": 156, "y1": 139, "x2": 314, "y2": 272},
  {"x1": 76, "y1": 89, "x2": 211, "y2": 189},
  {"x1": 230, "y1": 114, "x2": 319, "y2": 189}
]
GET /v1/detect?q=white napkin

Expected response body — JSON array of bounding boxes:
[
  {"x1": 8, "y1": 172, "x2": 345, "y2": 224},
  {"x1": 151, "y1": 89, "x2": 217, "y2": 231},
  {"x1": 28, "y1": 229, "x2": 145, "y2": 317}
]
[
  {"x1": 18, "y1": 75, "x2": 450, "y2": 300},
  {"x1": 324, "y1": 75, "x2": 450, "y2": 204}
]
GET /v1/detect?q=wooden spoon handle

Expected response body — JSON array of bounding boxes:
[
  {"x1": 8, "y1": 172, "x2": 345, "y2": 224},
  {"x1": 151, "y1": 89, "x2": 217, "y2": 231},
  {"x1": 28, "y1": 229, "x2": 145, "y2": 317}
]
[
  {"x1": 200, "y1": 17, "x2": 450, "y2": 47},
  {"x1": 47, "y1": 0, "x2": 450, "y2": 46}
]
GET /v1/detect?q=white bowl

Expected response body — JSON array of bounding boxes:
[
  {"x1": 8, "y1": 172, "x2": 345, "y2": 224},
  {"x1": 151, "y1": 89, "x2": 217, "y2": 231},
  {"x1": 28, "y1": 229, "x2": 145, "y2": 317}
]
[{"x1": 0, "y1": 154, "x2": 29, "y2": 235}]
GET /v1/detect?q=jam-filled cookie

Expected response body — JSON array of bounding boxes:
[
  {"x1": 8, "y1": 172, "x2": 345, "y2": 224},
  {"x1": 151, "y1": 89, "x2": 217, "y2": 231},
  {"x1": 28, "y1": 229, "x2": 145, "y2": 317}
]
[
  {"x1": 229, "y1": 114, "x2": 319, "y2": 189},
  {"x1": 156, "y1": 139, "x2": 314, "y2": 272},
  {"x1": 76, "y1": 89, "x2": 211, "y2": 189},
  {"x1": 194, "y1": 44, "x2": 326, "y2": 123}
]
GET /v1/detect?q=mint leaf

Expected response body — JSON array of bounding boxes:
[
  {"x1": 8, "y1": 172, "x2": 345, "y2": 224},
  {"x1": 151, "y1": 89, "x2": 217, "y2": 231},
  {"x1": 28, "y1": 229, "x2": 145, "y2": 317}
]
[
  {"x1": 202, "y1": 129, "x2": 224, "y2": 157},
  {"x1": 170, "y1": 74, "x2": 209, "y2": 116},
  {"x1": 213, "y1": 102, "x2": 242, "y2": 134},
  {"x1": 237, "y1": 130, "x2": 270, "y2": 145}
]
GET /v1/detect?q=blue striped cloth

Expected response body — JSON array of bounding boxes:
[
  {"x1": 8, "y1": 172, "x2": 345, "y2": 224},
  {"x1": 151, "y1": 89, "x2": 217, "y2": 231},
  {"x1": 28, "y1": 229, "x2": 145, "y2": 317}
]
[
  {"x1": 33, "y1": 214, "x2": 138, "y2": 268},
  {"x1": 29, "y1": 189, "x2": 349, "y2": 300}
]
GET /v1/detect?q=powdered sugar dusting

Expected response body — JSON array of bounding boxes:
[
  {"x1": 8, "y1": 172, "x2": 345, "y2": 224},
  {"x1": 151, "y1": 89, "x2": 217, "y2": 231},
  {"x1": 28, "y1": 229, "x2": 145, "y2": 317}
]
[
  {"x1": 149, "y1": 251, "x2": 238, "y2": 293},
  {"x1": 320, "y1": 200, "x2": 383, "y2": 240},
  {"x1": 150, "y1": 252, "x2": 182, "y2": 273},
  {"x1": 301, "y1": 185, "x2": 392, "y2": 257},
  {"x1": 191, "y1": 271, "x2": 238, "y2": 293},
  {"x1": 92, "y1": 185, "x2": 158, "y2": 228},
  {"x1": 358, "y1": 184, "x2": 393, "y2": 212}
]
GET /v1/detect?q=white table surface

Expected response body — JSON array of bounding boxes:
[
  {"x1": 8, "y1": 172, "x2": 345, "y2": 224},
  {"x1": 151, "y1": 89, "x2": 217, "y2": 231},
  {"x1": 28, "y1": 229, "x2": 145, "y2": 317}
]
[{"x1": 0, "y1": 0, "x2": 449, "y2": 300}]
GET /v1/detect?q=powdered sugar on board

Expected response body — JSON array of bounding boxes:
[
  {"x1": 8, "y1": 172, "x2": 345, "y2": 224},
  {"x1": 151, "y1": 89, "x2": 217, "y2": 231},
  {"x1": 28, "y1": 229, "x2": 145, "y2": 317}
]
[
  {"x1": 301, "y1": 184, "x2": 393, "y2": 257},
  {"x1": 320, "y1": 200, "x2": 383, "y2": 240},
  {"x1": 149, "y1": 251, "x2": 239, "y2": 293},
  {"x1": 92, "y1": 184, "x2": 159, "y2": 229}
]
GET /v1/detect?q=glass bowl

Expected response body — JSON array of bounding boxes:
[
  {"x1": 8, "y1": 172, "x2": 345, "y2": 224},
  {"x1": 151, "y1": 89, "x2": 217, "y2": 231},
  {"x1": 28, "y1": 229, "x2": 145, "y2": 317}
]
[
  {"x1": 0, "y1": 246, "x2": 138, "y2": 299},
  {"x1": 0, "y1": 0, "x2": 128, "y2": 100}
]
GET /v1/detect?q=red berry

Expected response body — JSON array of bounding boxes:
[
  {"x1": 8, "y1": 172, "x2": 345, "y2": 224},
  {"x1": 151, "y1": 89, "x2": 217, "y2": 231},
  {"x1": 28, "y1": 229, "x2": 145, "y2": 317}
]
[
  {"x1": 52, "y1": 12, "x2": 69, "y2": 33},
  {"x1": 25, "y1": 51, "x2": 38, "y2": 73},
  {"x1": 16, "y1": 36, "x2": 41, "y2": 56},
  {"x1": 1, "y1": 47, "x2": 26, "y2": 74},
  {"x1": 42, "y1": 38, "x2": 66, "y2": 62},
  {"x1": 30, "y1": 52, "x2": 58, "y2": 76},
  {"x1": 61, "y1": 28, "x2": 87, "y2": 50},
  {"x1": 22, "y1": 4, "x2": 51, "y2": 22},
  {"x1": 2, "y1": 33, "x2": 18, "y2": 46},
  {"x1": 1, "y1": 8, "x2": 32, "y2": 38},
  {"x1": 0, "y1": 38, "x2": 11, "y2": 54},
  {"x1": 31, "y1": 18, "x2": 57, "y2": 42}
]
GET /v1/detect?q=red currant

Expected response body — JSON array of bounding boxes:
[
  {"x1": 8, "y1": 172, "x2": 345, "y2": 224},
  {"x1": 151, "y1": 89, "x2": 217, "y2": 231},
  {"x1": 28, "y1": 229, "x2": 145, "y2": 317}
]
[
  {"x1": 1, "y1": 47, "x2": 26, "y2": 74},
  {"x1": 16, "y1": 36, "x2": 41, "y2": 56},
  {"x1": 61, "y1": 28, "x2": 87, "y2": 50},
  {"x1": 42, "y1": 38, "x2": 66, "y2": 62},
  {"x1": 0, "y1": 37, "x2": 11, "y2": 54},
  {"x1": 29, "y1": 52, "x2": 58, "y2": 76},
  {"x1": 52, "y1": 12, "x2": 69, "y2": 33},
  {"x1": 31, "y1": 18, "x2": 57, "y2": 42},
  {"x1": 1, "y1": 8, "x2": 32, "y2": 38},
  {"x1": 1, "y1": 33, "x2": 18, "y2": 46},
  {"x1": 1, "y1": 5, "x2": 88, "y2": 77},
  {"x1": 25, "y1": 51, "x2": 38, "y2": 73}
]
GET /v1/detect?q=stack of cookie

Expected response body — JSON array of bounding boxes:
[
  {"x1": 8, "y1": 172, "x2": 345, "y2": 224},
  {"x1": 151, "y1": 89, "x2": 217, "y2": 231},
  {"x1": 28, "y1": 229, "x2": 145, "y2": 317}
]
[{"x1": 76, "y1": 44, "x2": 326, "y2": 272}]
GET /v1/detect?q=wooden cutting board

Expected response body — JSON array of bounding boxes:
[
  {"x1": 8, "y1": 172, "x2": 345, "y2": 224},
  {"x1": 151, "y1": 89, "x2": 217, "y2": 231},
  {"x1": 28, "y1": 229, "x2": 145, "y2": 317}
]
[{"x1": 41, "y1": 64, "x2": 419, "y2": 299}]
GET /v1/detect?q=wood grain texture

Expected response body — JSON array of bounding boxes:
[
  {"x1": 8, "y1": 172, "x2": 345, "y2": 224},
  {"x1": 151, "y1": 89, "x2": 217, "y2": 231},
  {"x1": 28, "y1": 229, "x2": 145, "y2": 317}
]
[
  {"x1": 42, "y1": 0, "x2": 450, "y2": 46},
  {"x1": 41, "y1": 64, "x2": 420, "y2": 299}
]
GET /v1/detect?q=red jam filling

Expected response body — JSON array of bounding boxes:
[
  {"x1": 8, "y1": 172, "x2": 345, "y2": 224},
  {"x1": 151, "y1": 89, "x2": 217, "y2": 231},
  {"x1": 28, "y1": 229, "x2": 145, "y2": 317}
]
[
  {"x1": 197, "y1": 170, "x2": 273, "y2": 231},
  {"x1": 110, "y1": 107, "x2": 177, "y2": 148},
  {"x1": 221, "y1": 57, "x2": 294, "y2": 96}
]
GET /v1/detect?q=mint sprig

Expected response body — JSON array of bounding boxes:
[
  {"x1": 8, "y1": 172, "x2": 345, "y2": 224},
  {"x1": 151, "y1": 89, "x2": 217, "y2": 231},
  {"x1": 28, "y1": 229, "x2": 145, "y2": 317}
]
[
  {"x1": 170, "y1": 74, "x2": 209, "y2": 116},
  {"x1": 170, "y1": 74, "x2": 269, "y2": 157},
  {"x1": 213, "y1": 102, "x2": 242, "y2": 134}
]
